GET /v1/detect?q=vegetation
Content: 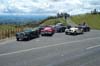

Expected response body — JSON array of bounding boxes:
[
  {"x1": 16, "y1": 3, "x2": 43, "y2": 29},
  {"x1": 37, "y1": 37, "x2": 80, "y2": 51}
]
[
  {"x1": 0, "y1": 25, "x2": 22, "y2": 39},
  {"x1": 0, "y1": 23, "x2": 39, "y2": 39},
  {"x1": 41, "y1": 10, "x2": 100, "y2": 30},
  {"x1": 57, "y1": 12, "x2": 70, "y2": 18},
  {"x1": 1, "y1": 10, "x2": 100, "y2": 40},
  {"x1": 71, "y1": 14, "x2": 100, "y2": 30},
  {"x1": 41, "y1": 17, "x2": 67, "y2": 26},
  {"x1": 91, "y1": 9, "x2": 100, "y2": 14},
  {"x1": 41, "y1": 12, "x2": 70, "y2": 26}
]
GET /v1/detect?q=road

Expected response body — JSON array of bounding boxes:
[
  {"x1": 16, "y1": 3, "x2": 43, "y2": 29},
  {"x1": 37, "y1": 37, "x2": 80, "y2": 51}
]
[{"x1": 0, "y1": 30, "x2": 100, "y2": 66}]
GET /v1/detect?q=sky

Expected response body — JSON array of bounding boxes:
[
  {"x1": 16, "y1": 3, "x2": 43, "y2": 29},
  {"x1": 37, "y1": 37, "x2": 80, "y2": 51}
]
[{"x1": 0, "y1": 0, "x2": 100, "y2": 15}]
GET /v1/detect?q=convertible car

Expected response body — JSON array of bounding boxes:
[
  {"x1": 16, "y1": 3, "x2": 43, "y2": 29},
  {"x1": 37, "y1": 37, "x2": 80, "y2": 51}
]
[
  {"x1": 41, "y1": 26, "x2": 55, "y2": 36},
  {"x1": 65, "y1": 27, "x2": 83, "y2": 35},
  {"x1": 16, "y1": 28, "x2": 40, "y2": 41},
  {"x1": 78, "y1": 25, "x2": 90, "y2": 32},
  {"x1": 78, "y1": 22, "x2": 90, "y2": 32}
]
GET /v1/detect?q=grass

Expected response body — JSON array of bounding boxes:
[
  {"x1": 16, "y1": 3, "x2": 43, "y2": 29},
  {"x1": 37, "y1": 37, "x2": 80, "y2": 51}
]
[
  {"x1": 40, "y1": 14, "x2": 100, "y2": 30},
  {"x1": 0, "y1": 24, "x2": 39, "y2": 39},
  {"x1": 0, "y1": 25, "x2": 16, "y2": 31},
  {"x1": 41, "y1": 17, "x2": 67, "y2": 26},
  {"x1": 71, "y1": 14, "x2": 100, "y2": 30},
  {"x1": 0, "y1": 25, "x2": 28, "y2": 39}
]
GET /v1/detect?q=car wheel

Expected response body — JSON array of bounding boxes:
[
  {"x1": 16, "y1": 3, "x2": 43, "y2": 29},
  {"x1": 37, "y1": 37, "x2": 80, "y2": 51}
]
[
  {"x1": 36, "y1": 34, "x2": 40, "y2": 38},
  {"x1": 49, "y1": 34, "x2": 53, "y2": 36},
  {"x1": 27, "y1": 37, "x2": 31, "y2": 41},
  {"x1": 74, "y1": 32, "x2": 77, "y2": 35},
  {"x1": 16, "y1": 38, "x2": 19, "y2": 41},
  {"x1": 41, "y1": 34, "x2": 44, "y2": 36},
  {"x1": 88, "y1": 28, "x2": 90, "y2": 32},
  {"x1": 65, "y1": 32, "x2": 68, "y2": 35}
]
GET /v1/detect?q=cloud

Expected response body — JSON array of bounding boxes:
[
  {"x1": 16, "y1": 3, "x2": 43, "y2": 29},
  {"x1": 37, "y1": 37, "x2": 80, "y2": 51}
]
[{"x1": 0, "y1": 0, "x2": 100, "y2": 15}]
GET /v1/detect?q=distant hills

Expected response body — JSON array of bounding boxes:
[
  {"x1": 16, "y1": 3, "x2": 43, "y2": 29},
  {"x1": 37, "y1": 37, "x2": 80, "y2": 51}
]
[{"x1": 0, "y1": 15, "x2": 48, "y2": 25}]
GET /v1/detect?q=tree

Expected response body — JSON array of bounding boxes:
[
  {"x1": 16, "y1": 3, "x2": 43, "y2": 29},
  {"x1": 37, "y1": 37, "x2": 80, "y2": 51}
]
[
  {"x1": 57, "y1": 12, "x2": 70, "y2": 18},
  {"x1": 91, "y1": 9, "x2": 98, "y2": 14}
]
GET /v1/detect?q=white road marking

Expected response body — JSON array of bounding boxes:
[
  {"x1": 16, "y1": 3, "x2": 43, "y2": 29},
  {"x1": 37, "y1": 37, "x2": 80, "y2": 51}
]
[
  {"x1": 0, "y1": 37, "x2": 100, "y2": 56},
  {"x1": 86, "y1": 45, "x2": 100, "y2": 50}
]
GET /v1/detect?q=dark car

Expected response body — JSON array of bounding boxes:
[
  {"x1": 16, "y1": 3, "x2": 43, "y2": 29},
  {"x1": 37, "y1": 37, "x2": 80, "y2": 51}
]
[
  {"x1": 16, "y1": 28, "x2": 40, "y2": 41},
  {"x1": 41, "y1": 26, "x2": 55, "y2": 36},
  {"x1": 37, "y1": 26, "x2": 47, "y2": 34},
  {"x1": 54, "y1": 23, "x2": 66, "y2": 33},
  {"x1": 78, "y1": 25, "x2": 90, "y2": 32}
]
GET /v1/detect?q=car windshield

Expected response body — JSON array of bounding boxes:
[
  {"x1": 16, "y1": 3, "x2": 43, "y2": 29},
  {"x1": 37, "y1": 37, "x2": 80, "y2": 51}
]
[
  {"x1": 23, "y1": 28, "x2": 33, "y2": 32},
  {"x1": 44, "y1": 27, "x2": 52, "y2": 30}
]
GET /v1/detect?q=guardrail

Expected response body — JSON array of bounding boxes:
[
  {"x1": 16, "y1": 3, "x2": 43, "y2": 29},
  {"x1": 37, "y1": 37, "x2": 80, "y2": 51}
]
[
  {"x1": 0, "y1": 27, "x2": 21, "y2": 40},
  {"x1": 0, "y1": 25, "x2": 34, "y2": 40}
]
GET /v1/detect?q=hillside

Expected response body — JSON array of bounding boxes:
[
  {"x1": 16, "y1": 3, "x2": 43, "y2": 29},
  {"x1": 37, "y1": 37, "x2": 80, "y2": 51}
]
[
  {"x1": 71, "y1": 14, "x2": 100, "y2": 30},
  {"x1": 41, "y1": 17, "x2": 67, "y2": 26},
  {"x1": 41, "y1": 14, "x2": 100, "y2": 30}
]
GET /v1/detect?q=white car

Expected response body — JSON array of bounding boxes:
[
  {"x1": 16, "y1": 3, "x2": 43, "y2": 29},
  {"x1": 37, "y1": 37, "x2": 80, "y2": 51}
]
[{"x1": 65, "y1": 27, "x2": 83, "y2": 35}]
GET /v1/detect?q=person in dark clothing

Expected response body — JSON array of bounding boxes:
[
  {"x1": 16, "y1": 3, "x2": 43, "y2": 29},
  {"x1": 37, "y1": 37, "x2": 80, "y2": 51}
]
[
  {"x1": 83, "y1": 22, "x2": 86, "y2": 26},
  {"x1": 67, "y1": 25, "x2": 71, "y2": 29}
]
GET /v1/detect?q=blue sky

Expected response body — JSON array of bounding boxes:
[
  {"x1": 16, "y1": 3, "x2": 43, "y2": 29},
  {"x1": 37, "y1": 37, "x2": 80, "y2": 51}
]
[{"x1": 0, "y1": 0, "x2": 100, "y2": 15}]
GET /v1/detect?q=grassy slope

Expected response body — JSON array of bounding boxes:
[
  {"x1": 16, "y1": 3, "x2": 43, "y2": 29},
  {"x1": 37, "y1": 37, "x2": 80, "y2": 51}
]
[
  {"x1": 42, "y1": 14, "x2": 100, "y2": 30},
  {"x1": 71, "y1": 14, "x2": 100, "y2": 30},
  {"x1": 41, "y1": 17, "x2": 67, "y2": 26},
  {"x1": 0, "y1": 25, "x2": 16, "y2": 30},
  {"x1": 0, "y1": 25, "x2": 24, "y2": 39}
]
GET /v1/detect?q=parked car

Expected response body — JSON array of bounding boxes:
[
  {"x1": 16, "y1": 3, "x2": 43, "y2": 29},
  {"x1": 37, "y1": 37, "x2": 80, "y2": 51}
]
[
  {"x1": 54, "y1": 23, "x2": 66, "y2": 33},
  {"x1": 16, "y1": 28, "x2": 40, "y2": 41},
  {"x1": 41, "y1": 26, "x2": 55, "y2": 36},
  {"x1": 78, "y1": 25, "x2": 90, "y2": 32},
  {"x1": 33, "y1": 26, "x2": 44, "y2": 34},
  {"x1": 65, "y1": 27, "x2": 83, "y2": 35},
  {"x1": 78, "y1": 22, "x2": 90, "y2": 32}
]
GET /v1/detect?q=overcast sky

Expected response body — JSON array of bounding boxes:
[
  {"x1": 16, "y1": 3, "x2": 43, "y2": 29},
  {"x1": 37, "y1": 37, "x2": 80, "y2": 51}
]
[{"x1": 0, "y1": 0, "x2": 100, "y2": 15}]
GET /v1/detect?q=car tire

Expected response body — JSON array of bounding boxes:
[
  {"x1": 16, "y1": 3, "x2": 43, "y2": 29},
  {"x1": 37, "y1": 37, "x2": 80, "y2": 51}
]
[
  {"x1": 74, "y1": 32, "x2": 77, "y2": 35},
  {"x1": 27, "y1": 37, "x2": 31, "y2": 41},
  {"x1": 87, "y1": 27, "x2": 90, "y2": 32},
  {"x1": 41, "y1": 34, "x2": 44, "y2": 36},
  {"x1": 16, "y1": 38, "x2": 19, "y2": 41},
  {"x1": 50, "y1": 34, "x2": 53, "y2": 36},
  {"x1": 36, "y1": 34, "x2": 40, "y2": 38},
  {"x1": 65, "y1": 32, "x2": 68, "y2": 35}
]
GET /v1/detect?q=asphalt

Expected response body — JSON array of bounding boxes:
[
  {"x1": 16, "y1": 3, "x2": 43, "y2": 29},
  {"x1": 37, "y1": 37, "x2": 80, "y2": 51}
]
[{"x1": 0, "y1": 30, "x2": 100, "y2": 66}]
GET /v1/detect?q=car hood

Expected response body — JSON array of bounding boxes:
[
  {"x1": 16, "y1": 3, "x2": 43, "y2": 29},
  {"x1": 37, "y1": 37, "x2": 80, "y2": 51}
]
[
  {"x1": 70, "y1": 28, "x2": 78, "y2": 31},
  {"x1": 16, "y1": 32, "x2": 25, "y2": 35}
]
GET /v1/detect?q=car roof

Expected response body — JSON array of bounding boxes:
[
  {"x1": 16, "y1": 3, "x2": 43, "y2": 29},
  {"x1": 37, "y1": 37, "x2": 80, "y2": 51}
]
[
  {"x1": 23, "y1": 28, "x2": 34, "y2": 32},
  {"x1": 44, "y1": 27, "x2": 53, "y2": 29}
]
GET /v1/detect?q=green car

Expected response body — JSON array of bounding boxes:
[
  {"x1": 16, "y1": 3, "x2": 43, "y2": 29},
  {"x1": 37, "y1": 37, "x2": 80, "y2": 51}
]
[{"x1": 16, "y1": 28, "x2": 40, "y2": 41}]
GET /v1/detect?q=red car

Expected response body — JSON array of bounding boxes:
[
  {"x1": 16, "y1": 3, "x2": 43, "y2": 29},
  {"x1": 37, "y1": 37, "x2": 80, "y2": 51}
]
[{"x1": 41, "y1": 26, "x2": 55, "y2": 36}]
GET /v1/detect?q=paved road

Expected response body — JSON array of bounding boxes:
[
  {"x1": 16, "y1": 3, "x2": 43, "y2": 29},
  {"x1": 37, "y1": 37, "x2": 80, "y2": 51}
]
[{"x1": 0, "y1": 30, "x2": 100, "y2": 66}]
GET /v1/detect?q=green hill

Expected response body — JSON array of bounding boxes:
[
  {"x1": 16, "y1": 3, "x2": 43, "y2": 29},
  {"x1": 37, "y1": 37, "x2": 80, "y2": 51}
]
[
  {"x1": 41, "y1": 14, "x2": 100, "y2": 30},
  {"x1": 41, "y1": 17, "x2": 67, "y2": 26},
  {"x1": 71, "y1": 14, "x2": 100, "y2": 30}
]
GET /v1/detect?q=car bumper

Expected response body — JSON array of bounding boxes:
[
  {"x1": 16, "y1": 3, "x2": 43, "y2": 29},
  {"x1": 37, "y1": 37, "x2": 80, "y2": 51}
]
[
  {"x1": 16, "y1": 36, "x2": 28, "y2": 39},
  {"x1": 41, "y1": 32, "x2": 53, "y2": 35}
]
